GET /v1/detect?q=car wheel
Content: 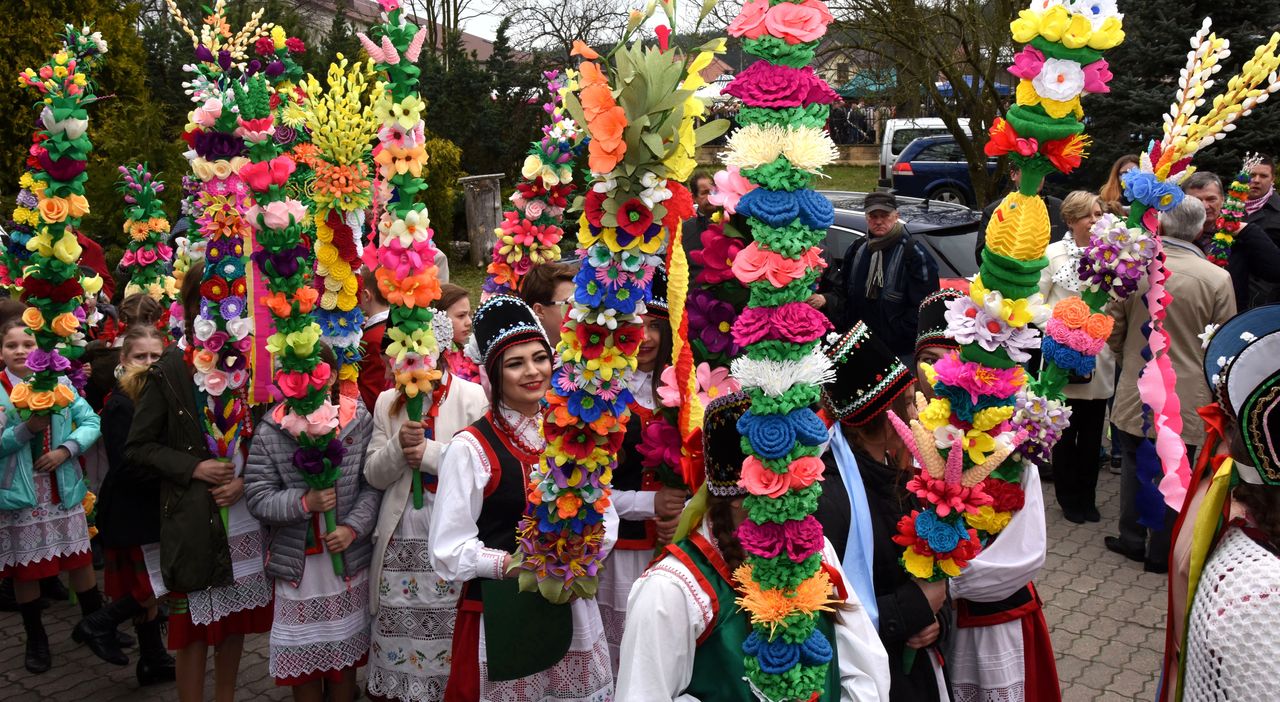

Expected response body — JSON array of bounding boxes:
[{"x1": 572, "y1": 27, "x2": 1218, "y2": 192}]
[{"x1": 929, "y1": 186, "x2": 968, "y2": 206}]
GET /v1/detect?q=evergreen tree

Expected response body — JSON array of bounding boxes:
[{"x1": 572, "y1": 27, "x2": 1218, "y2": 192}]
[
  {"x1": 1076, "y1": 1, "x2": 1280, "y2": 191},
  {"x1": 319, "y1": 1, "x2": 362, "y2": 67},
  {"x1": 1, "y1": 0, "x2": 184, "y2": 270}
]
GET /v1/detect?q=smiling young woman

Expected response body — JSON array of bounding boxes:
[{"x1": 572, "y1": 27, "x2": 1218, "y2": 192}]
[{"x1": 429, "y1": 295, "x2": 615, "y2": 702}]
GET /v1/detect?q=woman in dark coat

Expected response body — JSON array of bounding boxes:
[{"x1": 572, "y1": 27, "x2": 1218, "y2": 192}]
[{"x1": 816, "y1": 322, "x2": 950, "y2": 702}]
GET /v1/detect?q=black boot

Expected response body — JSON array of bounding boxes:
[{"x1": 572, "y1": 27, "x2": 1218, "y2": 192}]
[
  {"x1": 134, "y1": 617, "x2": 175, "y2": 686},
  {"x1": 20, "y1": 600, "x2": 51, "y2": 674},
  {"x1": 70, "y1": 588, "x2": 131, "y2": 666}
]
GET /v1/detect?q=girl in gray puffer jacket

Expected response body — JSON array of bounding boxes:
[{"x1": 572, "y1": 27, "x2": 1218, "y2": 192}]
[{"x1": 244, "y1": 355, "x2": 380, "y2": 702}]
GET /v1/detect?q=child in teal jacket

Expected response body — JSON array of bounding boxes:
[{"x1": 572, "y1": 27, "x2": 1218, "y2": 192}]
[{"x1": 0, "y1": 318, "x2": 122, "y2": 674}]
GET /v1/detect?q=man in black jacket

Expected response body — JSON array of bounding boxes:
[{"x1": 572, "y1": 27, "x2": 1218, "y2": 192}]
[
  {"x1": 1185, "y1": 171, "x2": 1280, "y2": 311},
  {"x1": 1247, "y1": 155, "x2": 1280, "y2": 245},
  {"x1": 825, "y1": 191, "x2": 940, "y2": 359}
]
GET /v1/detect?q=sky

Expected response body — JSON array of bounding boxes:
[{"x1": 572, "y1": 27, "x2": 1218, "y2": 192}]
[{"x1": 458, "y1": 0, "x2": 504, "y2": 40}]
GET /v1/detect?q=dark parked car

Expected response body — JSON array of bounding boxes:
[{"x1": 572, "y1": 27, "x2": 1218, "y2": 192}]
[
  {"x1": 816, "y1": 190, "x2": 980, "y2": 286},
  {"x1": 890, "y1": 135, "x2": 998, "y2": 208}
]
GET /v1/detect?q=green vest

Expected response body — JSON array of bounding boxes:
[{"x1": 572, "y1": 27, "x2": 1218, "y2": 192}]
[{"x1": 669, "y1": 533, "x2": 843, "y2": 701}]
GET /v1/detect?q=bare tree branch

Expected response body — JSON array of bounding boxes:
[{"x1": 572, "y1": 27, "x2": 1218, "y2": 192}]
[{"x1": 497, "y1": 0, "x2": 631, "y2": 61}]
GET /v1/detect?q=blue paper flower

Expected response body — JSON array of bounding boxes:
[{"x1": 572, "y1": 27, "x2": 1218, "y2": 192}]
[
  {"x1": 736, "y1": 188, "x2": 801, "y2": 227},
  {"x1": 1041, "y1": 337, "x2": 1097, "y2": 377},
  {"x1": 737, "y1": 410, "x2": 797, "y2": 459},
  {"x1": 795, "y1": 189, "x2": 835, "y2": 230},
  {"x1": 744, "y1": 631, "x2": 802, "y2": 675},
  {"x1": 914, "y1": 510, "x2": 967, "y2": 554},
  {"x1": 798, "y1": 627, "x2": 834, "y2": 666}
]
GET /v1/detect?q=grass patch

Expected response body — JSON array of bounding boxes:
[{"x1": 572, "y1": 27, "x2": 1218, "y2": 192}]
[
  {"x1": 450, "y1": 260, "x2": 488, "y2": 308},
  {"x1": 820, "y1": 165, "x2": 879, "y2": 193}
]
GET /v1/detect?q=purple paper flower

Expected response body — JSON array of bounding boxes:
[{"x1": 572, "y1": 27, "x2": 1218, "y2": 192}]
[
  {"x1": 219, "y1": 296, "x2": 246, "y2": 320},
  {"x1": 193, "y1": 130, "x2": 244, "y2": 161},
  {"x1": 687, "y1": 289, "x2": 739, "y2": 356}
]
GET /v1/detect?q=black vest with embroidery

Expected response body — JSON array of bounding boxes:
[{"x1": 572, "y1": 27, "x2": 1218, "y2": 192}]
[
  {"x1": 462, "y1": 412, "x2": 532, "y2": 555},
  {"x1": 616, "y1": 403, "x2": 657, "y2": 549}
]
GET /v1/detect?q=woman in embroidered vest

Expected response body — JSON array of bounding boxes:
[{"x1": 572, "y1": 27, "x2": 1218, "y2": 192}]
[
  {"x1": 95, "y1": 324, "x2": 177, "y2": 686},
  {"x1": 815, "y1": 323, "x2": 950, "y2": 702},
  {"x1": 616, "y1": 392, "x2": 890, "y2": 701},
  {"x1": 365, "y1": 314, "x2": 489, "y2": 702},
  {"x1": 0, "y1": 318, "x2": 115, "y2": 673},
  {"x1": 430, "y1": 295, "x2": 615, "y2": 702},
  {"x1": 244, "y1": 343, "x2": 380, "y2": 701},
  {"x1": 1164, "y1": 314, "x2": 1280, "y2": 701},
  {"x1": 910, "y1": 293, "x2": 1060, "y2": 702},
  {"x1": 598, "y1": 267, "x2": 689, "y2": 671},
  {"x1": 1037, "y1": 191, "x2": 1111, "y2": 522},
  {"x1": 126, "y1": 261, "x2": 273, "y2": 702}
]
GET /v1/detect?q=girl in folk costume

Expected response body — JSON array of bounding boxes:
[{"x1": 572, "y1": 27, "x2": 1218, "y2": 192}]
[
  {"x1": 244, "y1": 343, "x2": 381, "y2": 701},
  {"x1": 816, "y1": 323, "x2": 951, "y2": 702},
  {"x1": 1159, "y1": 306, "x2": 1280, "y2": 701},
  {"x1": 365, "y1": 314, "x2": 489, "y2": 702},
  {"x1": 430, "y1": 295, "x2": 617, "y2": 702},
  {"x1": 431, "y1": 283, "x2": 480, "y2": 385},
  {"x1": 0, "y1": 318, "x2": 115, "y2": 674},
  {"x1": 913, "y1": 292, "x2": 1060, "y2": 702},
  {"x1": 95, "y1": 325, "x2": 177, "y2": 686},
  {"x1": 599, "y1": 267, "x2": 689, "y2": 670},
  {"x1": 616, "y1": 392, "x2": 891, "y2": 701},
  {"x1": 126, "y1": 262, "x2": 272, "y2": 702}
]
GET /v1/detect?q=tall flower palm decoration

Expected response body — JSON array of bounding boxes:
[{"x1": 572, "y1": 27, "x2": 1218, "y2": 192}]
[
  {"x1": 12, "y1": 25, "x2": 108, "y2": 416},
  {"x1": 483, "y1": 70, "x2": 585, "y2": 298},
  {"x1": 359, "y1": 1, "x2": 444, "y2": 510},
  {"x1": 300, "y1": 56, "x2": 383, "y2": 397},
  {"x1": 1115, "y1": 20, "x2": 1280, "y2": 511},
  {"x1": 891, "y1": 1, "x2": 1125, "y2": 606},
  {"x1": 715, "y1": 0, "x2": 849, "y2": 696},
  {"x1": 166, "y1": 0, "x2": 270, "y2": 481},
  {"x1": 117, "y1": 164, "x2": 176, "y2": 304},
  {"x1": 237, "y1": 72, "x2": 347, "y2": 574},
  {"x1": 512, "y1": 3, "x2": 729, "y2": 604}
]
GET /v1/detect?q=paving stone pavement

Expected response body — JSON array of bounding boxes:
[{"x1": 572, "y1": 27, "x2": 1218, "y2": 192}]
[{"x1": 1, "y1": 467, "x2": 1163, "y2": 700}]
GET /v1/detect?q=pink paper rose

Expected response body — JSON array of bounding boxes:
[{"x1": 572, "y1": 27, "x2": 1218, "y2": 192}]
[
  {"x1": 727, "y1": 0, "x2": 771, "y2": 39},
  {"x1": 764, "y1": 0, "x2": 831, "y2": 45}
]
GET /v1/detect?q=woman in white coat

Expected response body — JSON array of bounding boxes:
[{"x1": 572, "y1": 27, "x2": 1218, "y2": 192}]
[{"x1": 364, "y1": 316, "x2": 489, "y2": 702}]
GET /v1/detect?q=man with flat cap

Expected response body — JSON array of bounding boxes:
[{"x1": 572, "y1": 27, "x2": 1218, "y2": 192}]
[{"x1": 823, "y1": 190, "x2": 940, "y2": 360}]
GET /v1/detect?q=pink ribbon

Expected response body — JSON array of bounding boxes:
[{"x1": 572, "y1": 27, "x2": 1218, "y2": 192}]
[
  {"x1": 246, "y1": 224, "x2": 281, "y2": 406},
  {"x1": 1133, "y1": 239, "x2": 1190, "y2": 509}
]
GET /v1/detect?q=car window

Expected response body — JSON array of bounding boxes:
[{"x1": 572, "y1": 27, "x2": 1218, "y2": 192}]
[
  {"x1": 891, "y1": 128, "x2": 951, "y2": 153},
  {"x1": 914, "y1": 141, "x2": 964, "y2": 162},
  {"x1": 917, "y1": 231, "x2": 979, "y2": 278}
]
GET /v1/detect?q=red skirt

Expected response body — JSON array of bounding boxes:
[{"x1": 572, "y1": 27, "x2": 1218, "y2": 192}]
[
  {"x1": 275, "y1": 652, "x2": 368, "y2": 686},
  {"x1": 167, "y1": 593, "x2": 273, "y2": 650},
  {"x1": 103, "y1": 547, "x2": 156, "y2": 602},
  {"x1": 1, "y1": 549, "x2": 92, "y2": 582}
]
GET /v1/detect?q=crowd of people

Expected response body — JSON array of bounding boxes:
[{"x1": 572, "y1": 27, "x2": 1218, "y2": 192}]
[{"x1": 1, "y1": 155, "x2": 1279, "y2": 702}]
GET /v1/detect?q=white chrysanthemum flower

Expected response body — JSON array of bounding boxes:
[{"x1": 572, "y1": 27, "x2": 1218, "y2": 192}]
[
  {"x1": 1069, "y1": 0, "x2": 1121, "y2": 28},
  {"x1": 1033, "y1": 58, "x2": 1087, "y2": 102},
  {"x1": 723, "y1": 124, "x2": 838, "y2": 175},
  {"x1": 731, "y1": 352, "x2": 834, "y2": 397}
]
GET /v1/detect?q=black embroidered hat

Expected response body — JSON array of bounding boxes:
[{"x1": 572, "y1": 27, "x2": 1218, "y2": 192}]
[
  {"x1": 469, "y1": 295, "x2": 551, "y2": 375},
  {"x1": 645, "y1": 265, "x2": 669, "y2": 320},
  {"x1": 915, "y1": 288, "x2": 965, "y2": 359},
  {"x1": 822, "y1": 322, "x2": 914, "y2": 426},
  {"x1": 703, "y1": 391, "x2": 753, "y2": 497},
  {"x1": 1222, "y1": 313, "x2": 1280, "y2": 487}
]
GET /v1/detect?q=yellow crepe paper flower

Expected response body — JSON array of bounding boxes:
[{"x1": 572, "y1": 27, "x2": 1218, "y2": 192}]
[
  {"x1": 972, "y1": 405, "x2": 1014, "y2": 433},
  {"x1": 965, "y1": 505, "x2": 1013, "y2": 535},
  {"x1": 962, "y1": 428, "x2": 997, "y2": 464},
  {"x1": 919, "y1": 397, "x2": 952, "y2": 432},
  {"x1": 1015, "y1": 80, "x2": 1082, "y2": 120},
  {"x1": 902, "y1": 547, "x2": 936, "y2": 579}
]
